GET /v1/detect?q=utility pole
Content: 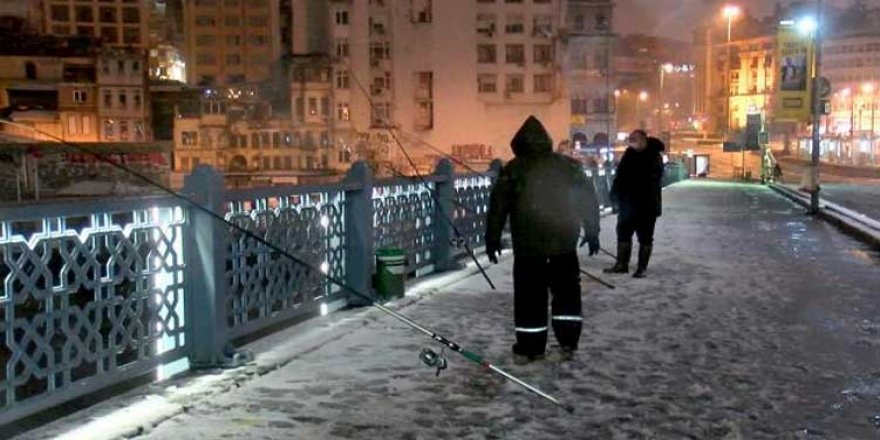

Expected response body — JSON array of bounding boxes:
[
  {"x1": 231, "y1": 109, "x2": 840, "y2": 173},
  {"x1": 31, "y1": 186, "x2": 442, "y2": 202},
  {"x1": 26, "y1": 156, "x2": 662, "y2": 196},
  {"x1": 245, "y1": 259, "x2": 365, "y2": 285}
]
[{"x1": 809, "y1": 0, "x2": 824, "y2": 214}]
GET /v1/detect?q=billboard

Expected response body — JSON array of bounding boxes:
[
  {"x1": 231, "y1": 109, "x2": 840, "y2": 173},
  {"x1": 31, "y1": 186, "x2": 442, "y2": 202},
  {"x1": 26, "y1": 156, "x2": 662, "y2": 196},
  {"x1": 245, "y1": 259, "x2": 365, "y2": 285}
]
[{"x1": 776, "y1": 24, "x2": 814, "y2": 122}]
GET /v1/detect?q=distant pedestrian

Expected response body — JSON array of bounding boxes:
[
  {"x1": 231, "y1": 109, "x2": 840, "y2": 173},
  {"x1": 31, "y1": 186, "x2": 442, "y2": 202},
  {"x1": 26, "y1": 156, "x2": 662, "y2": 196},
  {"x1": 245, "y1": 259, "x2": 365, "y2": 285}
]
[
  {"x1": 605, "y1": 130, "x2": 665, "y2": 278},
  {"x1": 773, "y1": 163, "x2": 783, "y2": 182},
  {"x1": 485, "y1": 116, "x2": 601, "y2": 364}
]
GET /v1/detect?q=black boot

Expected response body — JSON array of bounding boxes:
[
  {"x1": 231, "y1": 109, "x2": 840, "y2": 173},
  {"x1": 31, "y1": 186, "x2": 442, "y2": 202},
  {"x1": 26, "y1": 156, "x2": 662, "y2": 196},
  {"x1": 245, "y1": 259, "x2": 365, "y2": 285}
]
[
  {"x1": 603, "y1": 242, "x2": 632, "y2": 274},
  {"x1": 633, "y1": 245, "x2": 653, "y2": 278}
]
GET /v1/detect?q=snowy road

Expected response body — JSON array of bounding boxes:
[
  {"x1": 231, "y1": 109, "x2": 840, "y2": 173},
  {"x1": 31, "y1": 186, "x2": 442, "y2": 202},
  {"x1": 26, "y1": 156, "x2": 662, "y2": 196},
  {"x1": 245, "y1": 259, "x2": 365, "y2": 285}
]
[{"x1": 42, "y1": 181, "x2": 880, "y2": 439}]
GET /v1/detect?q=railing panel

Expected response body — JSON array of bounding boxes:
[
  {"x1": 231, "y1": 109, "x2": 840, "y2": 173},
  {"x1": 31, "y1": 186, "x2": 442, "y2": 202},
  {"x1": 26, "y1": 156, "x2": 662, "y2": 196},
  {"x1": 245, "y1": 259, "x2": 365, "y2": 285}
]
[
  {"x1": 0, "y1": 200, "x2": 186, "y2": 424},
  {"x1": 373, "y1": 181, "x2": 436, "y2": 275},
  {"x1": 224, "y1": 188, "x2": 346, "y2": 338},
  {"x1": 452, "y1": 174, "x2": 495, "y2": 257}
]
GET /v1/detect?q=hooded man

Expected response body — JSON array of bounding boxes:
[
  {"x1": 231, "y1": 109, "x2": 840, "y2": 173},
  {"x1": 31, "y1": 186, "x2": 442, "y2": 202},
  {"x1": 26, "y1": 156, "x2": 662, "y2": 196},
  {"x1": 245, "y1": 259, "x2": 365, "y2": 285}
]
[
  {"x1": 605, "y1": 130, "x2": 665, "y2": 278},
  {"x1": 485, "y1": 116, "x2": 601, "y2": 364}
]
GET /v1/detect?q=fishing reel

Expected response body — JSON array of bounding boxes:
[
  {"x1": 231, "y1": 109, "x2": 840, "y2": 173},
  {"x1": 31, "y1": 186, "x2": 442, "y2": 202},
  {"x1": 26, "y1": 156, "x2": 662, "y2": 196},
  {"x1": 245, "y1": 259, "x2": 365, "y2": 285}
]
[{"x1": 419, "y1": 347, "x2": 448, "y2": 377}]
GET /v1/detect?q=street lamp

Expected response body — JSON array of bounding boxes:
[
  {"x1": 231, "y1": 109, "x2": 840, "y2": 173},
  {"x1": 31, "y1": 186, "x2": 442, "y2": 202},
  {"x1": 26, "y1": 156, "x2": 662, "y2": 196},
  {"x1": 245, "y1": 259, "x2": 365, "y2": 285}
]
[
  {"x1": 722, "y1": 6, "x2": 741, "y2": 133},
  {"x1": 798, "y1": 4, "x2": 823, "y2": 214}
]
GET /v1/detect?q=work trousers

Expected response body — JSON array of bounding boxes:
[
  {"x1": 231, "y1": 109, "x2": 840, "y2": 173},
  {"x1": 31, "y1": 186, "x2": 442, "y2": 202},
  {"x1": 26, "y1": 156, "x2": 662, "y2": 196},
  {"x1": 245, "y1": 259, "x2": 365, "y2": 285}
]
[{"x1": 512, "y1": 252, "x2": 583, "y2": 356}]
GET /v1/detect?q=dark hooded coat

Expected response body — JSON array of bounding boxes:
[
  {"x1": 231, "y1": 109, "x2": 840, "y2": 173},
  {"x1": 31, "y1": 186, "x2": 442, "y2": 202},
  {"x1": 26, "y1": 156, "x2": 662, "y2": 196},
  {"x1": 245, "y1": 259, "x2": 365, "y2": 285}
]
[
  {"x1": 486, "y1": 117, "x2": 601, "y2": 258},
  {"x1": 611, "y1": 136, "x2": 665, "y2": 218}
]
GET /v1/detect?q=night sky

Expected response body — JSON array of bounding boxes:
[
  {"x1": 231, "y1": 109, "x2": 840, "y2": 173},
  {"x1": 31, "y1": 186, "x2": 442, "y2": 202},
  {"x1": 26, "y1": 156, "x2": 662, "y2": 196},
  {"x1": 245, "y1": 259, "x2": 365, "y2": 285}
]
[{"x1": 615, "y1": 0, "x2": 861, "y2": 42}]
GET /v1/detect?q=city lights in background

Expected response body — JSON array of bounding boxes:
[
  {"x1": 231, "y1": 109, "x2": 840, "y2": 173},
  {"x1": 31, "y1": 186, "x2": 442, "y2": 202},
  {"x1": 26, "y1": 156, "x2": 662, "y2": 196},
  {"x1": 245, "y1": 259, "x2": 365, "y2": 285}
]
[
  {"x1": 639, "y1": 91, "x2": 649, "y2": 101},
  {"x1": 722, "y1": 4, "x2": 741, "y2": 20},
  {"x1": 798, "y1": 16, "x2": 818, "y2": 35}
]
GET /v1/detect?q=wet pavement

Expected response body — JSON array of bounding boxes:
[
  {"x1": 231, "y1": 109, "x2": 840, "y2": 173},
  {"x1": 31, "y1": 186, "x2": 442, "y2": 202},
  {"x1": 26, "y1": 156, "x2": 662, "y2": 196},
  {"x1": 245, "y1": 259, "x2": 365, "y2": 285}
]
[{"x1": 28, "y1": 180, "x2": 880, "y2": 439}]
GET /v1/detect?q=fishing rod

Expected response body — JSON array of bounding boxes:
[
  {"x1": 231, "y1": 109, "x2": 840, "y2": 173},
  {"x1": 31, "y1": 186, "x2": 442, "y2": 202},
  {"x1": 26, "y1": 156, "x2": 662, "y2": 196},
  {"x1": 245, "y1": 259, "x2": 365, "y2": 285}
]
[
  {"x1": 600, "y1": 247, "x2": 617, "y2": 260},
  {"x1": 0, "y1": 119, "x2": 570, "y2": 412},
  {"x1": 579, "y1": 268, "x2": 615, "y2": 290},
  {"x1": 343, "y1": 64, "x2": 496, "y2": 291}
]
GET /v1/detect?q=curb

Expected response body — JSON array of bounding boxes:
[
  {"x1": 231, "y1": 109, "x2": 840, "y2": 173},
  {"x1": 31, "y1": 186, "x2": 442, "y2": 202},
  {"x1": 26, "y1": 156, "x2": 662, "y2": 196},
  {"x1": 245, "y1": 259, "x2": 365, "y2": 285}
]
[{"x1": 769, "y1": 184, "x2": 880, "y2": 250}]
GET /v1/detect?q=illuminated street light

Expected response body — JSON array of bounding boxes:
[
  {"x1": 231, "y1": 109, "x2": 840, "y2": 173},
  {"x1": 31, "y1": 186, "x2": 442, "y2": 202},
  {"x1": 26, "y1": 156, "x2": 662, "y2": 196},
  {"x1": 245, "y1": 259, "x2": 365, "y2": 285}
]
[
  {"x1": 842, "y1": 87, "x2": 852, "y2": 97},
  {"x1": 862, "y1": 82, "x2": 875, "y2": 94},
  {"x1": 798, "y1": 16, "x2": 818, "y2": 35},
  {"x1": 639, "y1": 91, "x2": 649, "y2": 101},
  {"x1": 661, "y1": 63, "x2": 675, "y2": 74},
  {"x1": 723, "y1": 5, "x2": 741, "y2": 19}
]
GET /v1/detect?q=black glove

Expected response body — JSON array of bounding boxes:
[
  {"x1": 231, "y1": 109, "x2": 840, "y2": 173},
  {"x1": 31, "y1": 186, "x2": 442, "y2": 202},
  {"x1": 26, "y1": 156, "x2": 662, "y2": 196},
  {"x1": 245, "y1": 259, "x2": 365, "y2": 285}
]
[
  {"x1": 486, "y1": 242, "x2": 501, "y2": 264},
  {"x1": 579, "y1": 236, "x2": 600, "y2": 256}
]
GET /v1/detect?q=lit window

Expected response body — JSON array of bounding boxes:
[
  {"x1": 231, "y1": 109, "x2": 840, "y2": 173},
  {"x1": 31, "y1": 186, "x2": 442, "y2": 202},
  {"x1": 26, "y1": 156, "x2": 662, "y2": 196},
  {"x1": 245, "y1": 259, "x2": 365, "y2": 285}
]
[
  {"x1": 103, "y1": 119, "x2": 115, "y2": 140},
  {"x1": 182, "y1": 131, "x2": 198, "y2": 145},
  {"x1": 337, "y1": 102, "x2": 351, "y2": 121},
  {"x1": 72, "y1": 90, "x2": 88, "y2": 104}
]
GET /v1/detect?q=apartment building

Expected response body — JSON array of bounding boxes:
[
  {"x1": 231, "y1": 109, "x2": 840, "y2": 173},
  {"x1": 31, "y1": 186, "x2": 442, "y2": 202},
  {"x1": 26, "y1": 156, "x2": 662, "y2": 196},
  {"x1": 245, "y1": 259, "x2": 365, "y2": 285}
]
[
  {"x1": 97, "y1": 48, "x2": 150, "y2": 142},
  {"x1": 171, "y1": 82, "x2": 341, "y2": 187},
  {"x1": 566, "y1": 0, "x2": 615, "y2": 146},
  {"x1": 694, "y1": 18, "x2": 777, "y2": 134},
  {"x1": 42, "y1": 0, "x2": 150, "y2": 47},
  {"x1": 303, "y1": 0, "x2": 571, "y2": 167},
  {"x1": 181, "y1": 0, "x2": 282, "y2": 86}
]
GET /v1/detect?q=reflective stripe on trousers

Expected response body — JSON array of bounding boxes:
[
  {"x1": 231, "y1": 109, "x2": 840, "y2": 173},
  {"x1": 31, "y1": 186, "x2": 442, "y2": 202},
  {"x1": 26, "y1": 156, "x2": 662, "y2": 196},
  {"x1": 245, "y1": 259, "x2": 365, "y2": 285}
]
[
  {"x1": 515, "y1": 327, "x2": 549, "y2": 333},
  {"x1": 552, "y1": 315, "x2": 583, "y2": 322}
]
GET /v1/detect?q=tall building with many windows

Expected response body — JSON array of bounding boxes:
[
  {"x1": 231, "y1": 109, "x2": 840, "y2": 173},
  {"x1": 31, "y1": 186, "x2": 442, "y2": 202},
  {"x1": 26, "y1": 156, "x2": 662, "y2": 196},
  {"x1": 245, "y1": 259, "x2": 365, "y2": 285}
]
[
  {"x1": 181, "y1": 0, "x2": 282, "y2": 86},
  {"x1": 42, "y1": 0, "x2": 150, "y2": 48},
  {"x1": 298, "y1": 0, "x2": 571, "y2": 169},
  {"x1": 566, "y1": 0, "x2": 615, "y2": 147}
]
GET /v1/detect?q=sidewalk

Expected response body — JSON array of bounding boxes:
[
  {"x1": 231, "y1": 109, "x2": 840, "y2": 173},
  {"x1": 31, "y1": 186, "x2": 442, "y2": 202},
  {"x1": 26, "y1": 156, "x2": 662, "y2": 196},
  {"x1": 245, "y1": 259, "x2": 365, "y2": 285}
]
[{"x1": 19, "y1": 181, "x2": 880, "y2": 439}]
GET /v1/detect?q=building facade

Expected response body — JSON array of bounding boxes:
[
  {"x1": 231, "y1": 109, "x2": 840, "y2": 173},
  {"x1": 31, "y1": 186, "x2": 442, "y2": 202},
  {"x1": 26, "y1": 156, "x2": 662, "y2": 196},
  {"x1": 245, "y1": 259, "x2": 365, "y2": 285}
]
[
  {"x1": 171, "y1": 81, "x2": 344, "y2": 187},
  {"x1": 823, "y1": 30, "x2": 880, "y2": 141},
  {"x1": 0, "y1": 54, "x2": 101, "y2": 142},
  {"x1": 97, "y1": 49, "x2": 150, "y2": 142},
  {"x1": 42, "y1": 0, "x2": 150, "y2": 48},
  {"x1": 293, "y1": 0, "x2": 572, "y2": 169},
  {"x1": 694, "y1": 19, "x2": 777, "y2": 135},
  {"x1": 181, "y1": 0, "x2": 282, "y2": 86},
  {"x1": 566, "y1": 0, "x2": 615, "y2": 148}
]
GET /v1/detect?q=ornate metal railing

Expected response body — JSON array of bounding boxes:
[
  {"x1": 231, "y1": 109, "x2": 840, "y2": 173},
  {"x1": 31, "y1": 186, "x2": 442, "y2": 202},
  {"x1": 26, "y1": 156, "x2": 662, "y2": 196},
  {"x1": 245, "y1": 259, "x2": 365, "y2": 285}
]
[
  {"x1": 0, "y1": 197, "x2": 186, "y2": 425},
  {"x1": 0, "y1": 157, "x2": 655, "y2": 425},
  {"x1": 451, "y1": 174, "x2": 495, "y2": 258},
  {"x1": 0, "y1": 159, "x2": 500, "y2": 425},
  {"x1": 224, "y1": 185, "x2": 347, "y2": 339},
  {"x1": 372, "y1": 179, "x2": 437, "y2": 275}
]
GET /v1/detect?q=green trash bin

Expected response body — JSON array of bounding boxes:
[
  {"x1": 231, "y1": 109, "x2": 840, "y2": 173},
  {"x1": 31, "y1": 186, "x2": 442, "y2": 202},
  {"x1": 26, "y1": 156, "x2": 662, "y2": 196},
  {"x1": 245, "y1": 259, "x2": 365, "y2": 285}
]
[{"x1": 374, "y1": 248, "x2": 406, "y2": 301}]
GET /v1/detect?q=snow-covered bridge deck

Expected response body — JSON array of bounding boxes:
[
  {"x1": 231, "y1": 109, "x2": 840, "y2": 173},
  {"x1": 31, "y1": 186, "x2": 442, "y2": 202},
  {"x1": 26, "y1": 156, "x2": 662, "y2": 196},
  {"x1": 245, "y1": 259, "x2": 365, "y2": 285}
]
[{"x1": 21, "y1": 181, "x2": 880, "y2": 439}]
